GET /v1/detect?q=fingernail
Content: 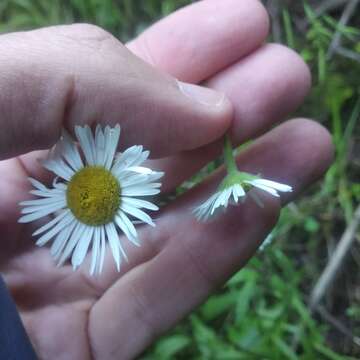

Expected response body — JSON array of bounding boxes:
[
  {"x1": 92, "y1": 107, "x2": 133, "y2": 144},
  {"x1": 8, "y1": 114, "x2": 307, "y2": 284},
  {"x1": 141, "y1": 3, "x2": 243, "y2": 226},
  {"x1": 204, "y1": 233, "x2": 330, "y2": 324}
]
[{"x1": 177, "y1": 81, "x2": 225, "y2": 107}]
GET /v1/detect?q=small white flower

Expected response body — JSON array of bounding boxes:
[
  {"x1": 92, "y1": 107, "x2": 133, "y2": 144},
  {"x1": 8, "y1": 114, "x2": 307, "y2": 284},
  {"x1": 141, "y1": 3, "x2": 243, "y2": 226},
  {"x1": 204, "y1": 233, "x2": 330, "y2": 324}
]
[
  {"x1": 194, "y1": 173, "x2": 292, "y2": 221},
  {"x1": 19, "y1": 125, "x2": 163, "y2": 275}
]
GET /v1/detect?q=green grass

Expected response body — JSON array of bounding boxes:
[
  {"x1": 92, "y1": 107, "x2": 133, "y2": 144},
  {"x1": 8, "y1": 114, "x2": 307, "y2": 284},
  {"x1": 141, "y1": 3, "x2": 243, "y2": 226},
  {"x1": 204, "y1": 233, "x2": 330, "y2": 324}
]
[{"x1": 1, "y1": 0, "x2": 359, "y2": 358}]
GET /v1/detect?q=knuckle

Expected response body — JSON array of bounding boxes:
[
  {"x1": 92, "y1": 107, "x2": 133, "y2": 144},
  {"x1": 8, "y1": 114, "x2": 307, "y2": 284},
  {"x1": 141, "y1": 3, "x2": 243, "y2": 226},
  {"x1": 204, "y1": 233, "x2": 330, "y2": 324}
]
[
  {"x1": 62, "y1": 23, "x2": 125, "y2": 56},
  {"x1": 128, "y1": 282, "x2": 161, "y2": 340},
  {"x1": 65, "y1": 23, "x2": 112, "y2": 41}
]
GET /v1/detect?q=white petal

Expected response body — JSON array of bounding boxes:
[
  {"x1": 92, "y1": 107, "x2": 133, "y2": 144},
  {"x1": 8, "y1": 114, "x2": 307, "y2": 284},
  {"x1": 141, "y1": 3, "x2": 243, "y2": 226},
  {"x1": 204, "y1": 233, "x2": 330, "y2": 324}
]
[
  {"x1": 35, "y1": 212, "x2": 75, "y2": 246},
  {"x1": 20, "y1": 195, "x2": 65, "y2": 207},
  {"x1": 111, "y1": 145, "x2": 141, "y2": 174},
  {"x1": 94, "y1": 125, "x2": 106, "y2": 165},
  {"x1": 115, "y1": 212, "x2": 139, "y2": 246},
  {"x1": 29, "y1": 189, "x2": 64, "y2": 198},
  {"x1": 121, "y1": 203, "x2": 155, "y2": 226},
  {"x1": 85, "y1": 126, "x2": 97, "y2": 164},
  {"x1": 193, "y1": 192, "x2": 219, "y2": 221},
  {"x1": 51, "y1": 220, "x2": 77, "y2": 259},
  {"x1": 72, "y1": 227, "x2": 94, "y2": 270},
  {"x1": 52, "y1": 180, "x2": 67, "y2": 191},
  {"x1": 90, "y1": 227, "x2": 100, "y2": 275},
  {"x1": 123, "y1": 167, "x2": 164, "y2": 182},
  {"x1": 104, "y1": 125, "x2": 121, "y2": 170},
  {"x1": 98, "y1": 226, "x2": 106, "y2": 274},
  {"x1": 33, "y1": 209, "x2": 71, "y2": 236},
  {"x1": 217, "y1": 191, "x2": 228, "y2": 208},
  {"x1": 145, "y1": 171, "x2": 164, "y2": 182},
  {"x1": 193, "y1": 204, "x2": 207, "y2": 220},
  {"x1": 21, "y1": 199, "x2": 66, "y2": 214},
  {"x1": 119, "y1": 173, "x2": 150, "y2": 187},
  {"x1": 114, "y1": 145, "x2": 143, "y2": 167},
  {"x1": 109, "y1": 222, "x2": 127, "y2": 260},
  {"x1": 251, "y1": 179, "x2": 292, "y2": 192},
  {"x1": 121, "y1": 197, "x2": 159, "y2": 211},
  {"x1": 111, "y1": 145, "x2": 147, "y2": 175},
  {"x1": 58, "y1": 223, "x2": 88, "y2": 266},
  {"x1": 211, "y1": 188, "x2": 230, "y2": 215},
  {"x1": 75, "y1": 125, "x2": 95, "y2": 165},
  {"x1": 122, "y1": 148, "x2": 149, "y2": 170},
  {"x1": 61, "y1": 130, "x2": 84, "y2": 171},
  {"x1": 232, "y1": 184, "x2": 245, "y2": 203},
  {"x1": 120, "y1": 171, "x2": 164, "y2": 187},
  {"x1": 18, "y1": 201, "x2": 66, "y2": 223},
  {"x1": 236, "y1": 184, "x2": 246, "y2": 197},
  {"x1": 105, "y1": 223, "x2": 121, "y2": 271},
  {"x1": 245, "y1": 181, "x2": 280, "y2": 197},
  {"x1": 28, "y1": 178, "x2": 48, "y2": 191},
  {"x1": 136, "y1": 150, "x2": 150, "y2": 166},
  {"x1": 125, "y1": 166, "x2": 153, "y2": 174},
  {"x1": 121, "y1": 185, "x2": 161, "y2": 197},
  {"x1": 42, "y1": 159, "x2": 74, "y2": 181}
]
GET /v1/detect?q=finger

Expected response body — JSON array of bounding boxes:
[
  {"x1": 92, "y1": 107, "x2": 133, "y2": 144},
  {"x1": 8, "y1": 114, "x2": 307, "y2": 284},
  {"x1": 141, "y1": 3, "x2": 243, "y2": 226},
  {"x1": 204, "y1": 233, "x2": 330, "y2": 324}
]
[
  {"x1": 18, "y1": 43, "x2": 311, "y2": 192},
  {"x1": 153, "y1": 43, "x2": 312, "y2": 192},
  {"x1": 88, "y1": 119, "x2": 333, "y2": 359},
  {"x1": 0, "y1": 24, "x2": 232, "y2": 160},
  {"x1": 127, "y1": 0, "x2": 269, "y2": 82}
]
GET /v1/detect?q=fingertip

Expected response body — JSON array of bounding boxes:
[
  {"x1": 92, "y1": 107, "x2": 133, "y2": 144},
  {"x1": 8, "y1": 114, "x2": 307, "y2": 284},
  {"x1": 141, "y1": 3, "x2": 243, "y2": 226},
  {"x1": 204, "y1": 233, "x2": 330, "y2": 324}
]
[
  {"x1": 285, "y1": 118, "x2": 334, "y2": 175},
  {"x1": 252, "y1": 118, "x2": 334, "y2": 201},
  {"x1": 129, "y1": 0, "x2": 271, "y2": 82},
  {"x1": 270, "y1": 43, "x2": 312, "y2": 100},
  {"x1": 208, "y1": 43, "x2": 313, "y2": 142}
]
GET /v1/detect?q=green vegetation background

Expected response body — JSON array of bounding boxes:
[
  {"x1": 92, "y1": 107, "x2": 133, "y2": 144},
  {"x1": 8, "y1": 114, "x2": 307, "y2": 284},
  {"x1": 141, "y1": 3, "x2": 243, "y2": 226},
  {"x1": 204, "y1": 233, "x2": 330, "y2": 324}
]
[{"x1": 1, "y1": 0, "x2": 359, "y2": 359}]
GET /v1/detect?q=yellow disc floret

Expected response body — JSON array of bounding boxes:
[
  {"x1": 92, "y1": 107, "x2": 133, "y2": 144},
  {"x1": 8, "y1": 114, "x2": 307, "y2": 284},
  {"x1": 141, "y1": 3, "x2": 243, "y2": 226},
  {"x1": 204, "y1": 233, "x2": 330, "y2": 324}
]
[{"x1": 67, "y1": 166, "x2": 120, "y2": 226}]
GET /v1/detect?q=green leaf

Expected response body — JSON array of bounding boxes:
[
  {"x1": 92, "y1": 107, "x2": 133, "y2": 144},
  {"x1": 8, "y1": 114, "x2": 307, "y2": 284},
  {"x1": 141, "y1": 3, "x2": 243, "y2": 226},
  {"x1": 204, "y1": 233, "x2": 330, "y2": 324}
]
[
  {"x1": 227, "y1": 268, "x2": 257, "y2": 287},
  {"x1": 272, "y1": 338, "x2": 298, "y2": 360},
  {"x1": 201, "y1": 291, "x2": 238, "y2": 321},
  {"x1": 315, "y1": 342, "x2": 349, "y2": 360},
  {"x1": 154, "y1": 335, "x2": 190, "y2": 359},
  {"x1": 304, "y1": 216, "x2": 320, "y2": 233},
  {"x1": 235, "y1": 279, "x2": 257, "y2": 322}
]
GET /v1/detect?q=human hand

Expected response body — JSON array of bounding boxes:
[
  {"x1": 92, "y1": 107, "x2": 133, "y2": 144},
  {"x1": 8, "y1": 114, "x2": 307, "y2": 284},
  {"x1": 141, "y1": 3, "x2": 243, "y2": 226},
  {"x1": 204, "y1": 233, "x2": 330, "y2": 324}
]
[{"x1": 0, "y1": 0, "x2": 333, "y2": 359}]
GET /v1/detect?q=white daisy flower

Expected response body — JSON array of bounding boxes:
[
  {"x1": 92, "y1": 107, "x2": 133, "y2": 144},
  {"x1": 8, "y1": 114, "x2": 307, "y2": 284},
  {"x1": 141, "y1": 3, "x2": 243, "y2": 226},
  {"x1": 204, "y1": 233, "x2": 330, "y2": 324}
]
[
  {"x1": 19, "y1": 125, "x2": 163, "y2": 275},
  {"x1": 193, "y1": 173, "x2": 292, "y2": 221}
]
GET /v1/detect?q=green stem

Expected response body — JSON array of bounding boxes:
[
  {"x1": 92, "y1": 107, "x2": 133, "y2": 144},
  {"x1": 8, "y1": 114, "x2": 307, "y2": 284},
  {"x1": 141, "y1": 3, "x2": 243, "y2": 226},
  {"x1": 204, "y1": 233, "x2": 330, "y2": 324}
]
[{"x1": 223, "y1": 135, "x2": 238, "y2": 174}]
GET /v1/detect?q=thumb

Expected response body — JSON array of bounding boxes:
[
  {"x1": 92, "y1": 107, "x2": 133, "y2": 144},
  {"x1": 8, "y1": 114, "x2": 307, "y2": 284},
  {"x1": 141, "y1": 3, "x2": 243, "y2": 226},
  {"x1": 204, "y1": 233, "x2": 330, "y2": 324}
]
[{"x1": 0, "y1": 24, "x2": 232, "y2": 160}]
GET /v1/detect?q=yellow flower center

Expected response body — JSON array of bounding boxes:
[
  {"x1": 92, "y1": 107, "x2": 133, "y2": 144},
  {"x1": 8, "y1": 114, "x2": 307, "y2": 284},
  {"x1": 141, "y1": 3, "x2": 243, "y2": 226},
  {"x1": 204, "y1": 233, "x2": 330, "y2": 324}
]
[{"x1": 66, "y1": 166, "x2": 120, "y2": 226}]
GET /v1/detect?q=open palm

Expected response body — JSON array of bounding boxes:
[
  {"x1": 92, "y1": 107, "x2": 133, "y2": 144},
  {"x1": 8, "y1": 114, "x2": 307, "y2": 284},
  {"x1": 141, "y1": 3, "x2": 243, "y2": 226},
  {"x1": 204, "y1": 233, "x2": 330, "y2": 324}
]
[{"x1": 0, "y1": 1, "x2": 333, "y2": 359}]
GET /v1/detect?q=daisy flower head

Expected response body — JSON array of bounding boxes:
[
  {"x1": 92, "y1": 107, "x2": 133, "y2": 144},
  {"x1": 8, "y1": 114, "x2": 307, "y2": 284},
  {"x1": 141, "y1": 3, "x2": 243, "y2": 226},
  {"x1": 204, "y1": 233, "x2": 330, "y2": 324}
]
[
  {"x1": 19, "y1": 125, "x2": 163, "y2": 275},
  {"x1": 193, "y1": 135, "x2": 293, "y2": 221},
  {"x1": 193, "y1": 171, "x2": 292, "y2": 222}
]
